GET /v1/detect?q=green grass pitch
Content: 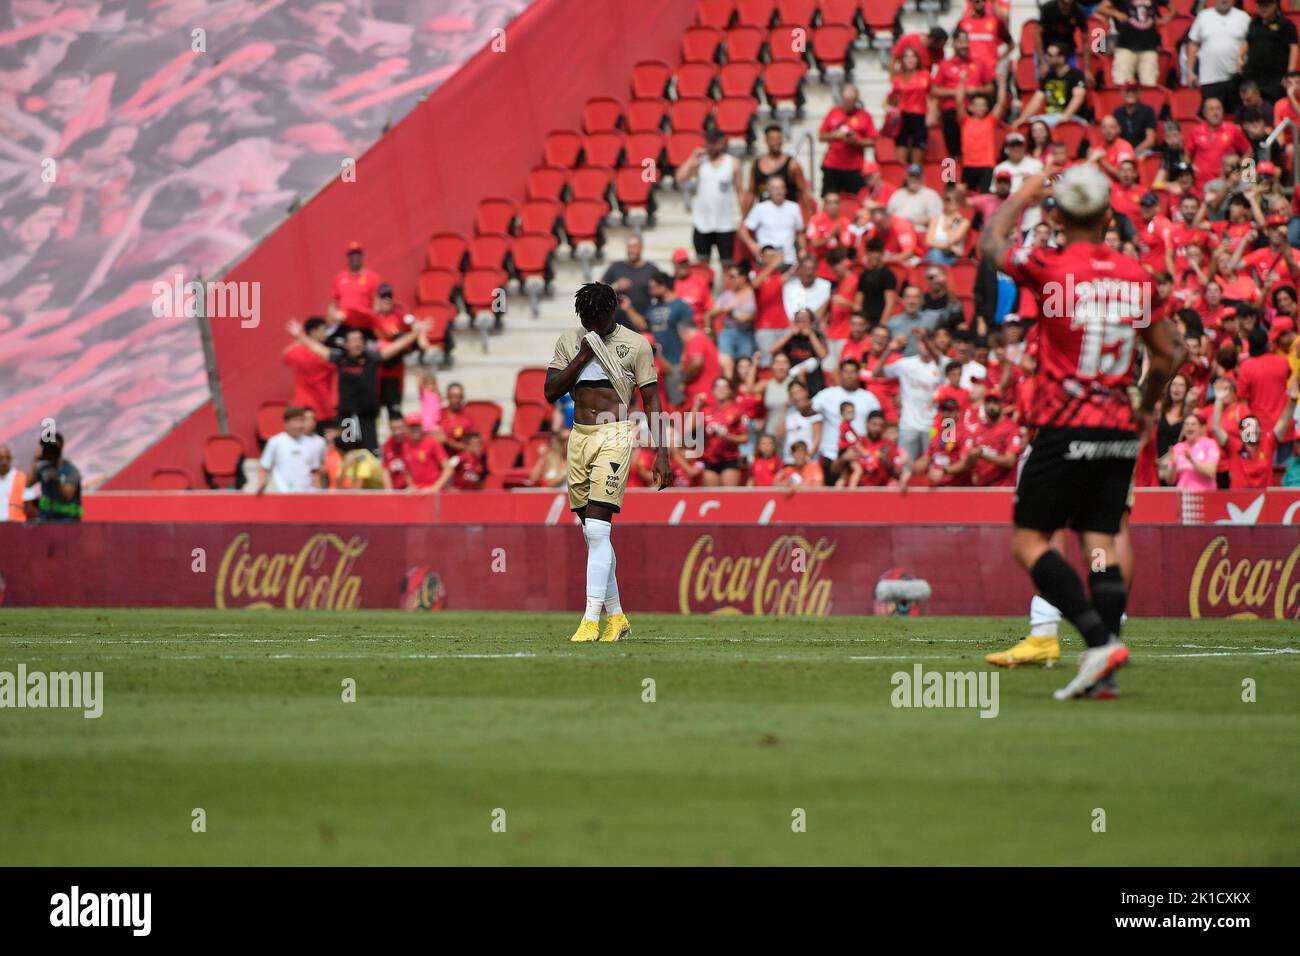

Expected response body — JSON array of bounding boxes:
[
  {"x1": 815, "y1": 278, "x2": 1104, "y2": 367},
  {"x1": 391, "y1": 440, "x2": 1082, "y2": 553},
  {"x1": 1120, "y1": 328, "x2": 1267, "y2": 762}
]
[{"x1": 0, "y1": 609, "x2": 1295, "y2": 866}]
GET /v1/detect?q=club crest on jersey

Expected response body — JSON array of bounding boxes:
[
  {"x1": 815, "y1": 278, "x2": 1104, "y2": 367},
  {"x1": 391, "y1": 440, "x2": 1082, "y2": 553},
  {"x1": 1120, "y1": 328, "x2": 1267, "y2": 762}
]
[
  {"x1": 1040, "y1": 274, "x2": 1152, "y2": 328},
  {"x1": 616, "y1": 344, "x2": 630, "y2": 358}
]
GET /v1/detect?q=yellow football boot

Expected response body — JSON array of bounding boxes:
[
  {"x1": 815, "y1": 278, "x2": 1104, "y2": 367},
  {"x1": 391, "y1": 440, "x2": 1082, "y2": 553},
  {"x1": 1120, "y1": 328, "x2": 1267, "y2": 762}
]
[
  {"x1": 569, "y1": 618, "x2": 600, "y2": 643},
  {"x1": 986, "y1": 634, "x2": 1061, "y2": 669},
  {"x1": 600, "y1": 613, "x2": 631, "y2": 642}
]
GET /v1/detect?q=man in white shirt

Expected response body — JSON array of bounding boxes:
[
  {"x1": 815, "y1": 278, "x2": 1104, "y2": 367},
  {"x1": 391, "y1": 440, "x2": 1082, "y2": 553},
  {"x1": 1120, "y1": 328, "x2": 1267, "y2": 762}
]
[
  {"x1": 1186, "y1": 0, "x2": 1253, "y2": 113},
  {"x1": 740, "y1": 176, "x2": 805, "y2": 265},
  {"x1": 993, "y1": 134, "x2": 1045, "y2": 192},
  {"x1": 782, "y1": 255, "x2": 832, "y2": 323},
  {"x1": 946, "y1": 331, "x2": 988, "y2": 390},
  {"x1": 885, "y1": 329, "x2": 945, "y2": 460},
  {"x1": 258, "y1": 406, "x2": 319, "y2": 493},
  {"x1": 885, "y1": 165, "x2": 943, "y2": 232},
  {"x1": 811, "y1": 358, "x2": 881, "y2": 479}
]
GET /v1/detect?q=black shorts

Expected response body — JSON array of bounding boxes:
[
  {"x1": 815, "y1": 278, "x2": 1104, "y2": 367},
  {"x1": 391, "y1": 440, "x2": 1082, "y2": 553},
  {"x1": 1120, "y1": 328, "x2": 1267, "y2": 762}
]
[
  {"x1": 705, "y1": 458, "x2": 742, "y2": 474},
  {"x1": 962, "y1": 166, "x2": 993, "y2": 193},
  {"x1": 1013, "y1": 427, "x2": 1139, "y2": 536},
  {"x1": 693, "y1": 229, "x2": 735, "y2": 264},
  {"x1": 821, "y1": 166, "x2": 864, "y2": 196},
  {"x1": 896, "y1": 112, "x2": 928, "y2": 150}
]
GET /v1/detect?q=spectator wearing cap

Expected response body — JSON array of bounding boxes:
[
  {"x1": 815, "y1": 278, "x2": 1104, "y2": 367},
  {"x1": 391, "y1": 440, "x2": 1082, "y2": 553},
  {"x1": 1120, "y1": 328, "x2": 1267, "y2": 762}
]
[
  {"x1": 1113, "y1": 81, "x2": 1159, "y2": 153},
  {"x1": 886, "y1": 165, "x2": 942, "y2": 234},
  {"x1": 817, "y1": 84, "x2": 877, "y2": 198},
  {"x1": 1242, "y1": 0, "x2": 1299, "y2": 106},
  {"x1": 1098, "y1": 1, "x2": 1173, "y2": 88},
  {"x1": 1187, "y1": 0, "x2": 1253, "y2": 112},
  {"x1": 857, "y1": 160, "x2": 897, "y2": 208},
  {"x1": 671, "y1": 248, "x2": 714, "y2": 328},
  {"x1": 993, "y1": 134, "x2": 1044, "y2": 192},
  {"x1": 258, "y1": 405, "x2": 319, "y2": 494},
  {"x1": 1020, "y1": 42, "x2": 1091, "y2": 128},
  {"x1": 602, "y1": 235, "x2": 659, "y2": 331},
  {"x1": 1243, "y1": 215, "x2": 1300, "y2": 290},
  {"x1": 331, "y1": 241, "x2": 381, "y2": 321},
  {"x1": 969, "y1": 170, "x2": 1013, "y2": 231},
  {"x1": 282, "y1": 316, "x2": 338, "y2": 422},
  {"x1": 933, "y1": 29, "x2": 998, "y2": 162},
  {"x1": 1135, "y1": 191, "x2": 1176, "y2": 274},
  {"x1": 1254, "y1": 161, "x2": 1288, "y2": 212},
  {"x1": 677, "y1": 130, "x2": 742, "y2": 270},
  {"x1": 740, "y1": 176, "x2": 805, "y2": 266},
  {"x1": 1089, "y1": 115, "x2": 1138, "y2": 181},
  {"x1": 1187, "y1": 98, "x2": 1251, "y2": 189},
  {"x1": 402, "y1": 415, "x2": 453, "y2": 491}
]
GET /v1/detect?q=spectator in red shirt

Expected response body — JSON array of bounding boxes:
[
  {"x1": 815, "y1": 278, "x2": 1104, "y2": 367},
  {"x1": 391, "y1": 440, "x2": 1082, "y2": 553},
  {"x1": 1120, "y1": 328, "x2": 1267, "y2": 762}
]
[
  {"x1": 958, "y1": 390, "x2": 1024, "y2": 486},
  {"x1": 806, "y1": 192, "x2": 852, "y2": 281},
  {"x1": 1237, "y1": 317, "x2": 1297, "y2": 437},
  {"x1": 436, "y1": 382, "x2": 474, "y2": 454},
  {"x1": 1087, "y1": 116, "x2": 1137, "y2": 181},
  {"x1": 436, "y1": 432, "x2": 486, "y2": 491},
  {"x1": 671, "y1": 248, "x2": 713, "y2": 326},
  {"x1": 1213, "y1": 378, "x2": 1297, "y2": 487},
  {"x1": 818, "y1": 84, "x2": 877, "y2": 198},
  {"x1": 959, "y1": 0, "x2": 1011, "y2": 71},
  {"x1": 841, "y1": 409, "x2": 904, "y2": 487},
  {"x1": 282, "y1": 316, "x2": 337, "y2": 421},
  {"x1": 891, "y1": 26, "x2": 949, "y2": 74},
  {"x1": 748, "y1": 434, "x2": 782, "y2": 487},
  {"x1": 382, "y1": 414, "x2": 411, "y2": 490},
  {"x1": 696, "y1": 377, "x2": 750, "y2": 486},
  {"x1": 1186, "y1": 98, "x2": 1252, "y2": 188},
  {"x1": 331, "y1": 241, "x2": 382, "y2": 321},
  {"x1": 1243, "y1": 215, "x2": 1300, "y2": 291},
  {"x1": 680, "y1": 316, "x2": 722, "y2": 407},
  {"x1": 933, "y1": 28, "x2": 997, "y2": 161},
  {"x1": 888, "y1": 47, "x2": 933, "y2": 167},
  {"x1": 404, "y1": 417, "x2": 454, "y2": 491},
  {"x1": 858, "y1": 161, "x2": 897, "y2": 209}
]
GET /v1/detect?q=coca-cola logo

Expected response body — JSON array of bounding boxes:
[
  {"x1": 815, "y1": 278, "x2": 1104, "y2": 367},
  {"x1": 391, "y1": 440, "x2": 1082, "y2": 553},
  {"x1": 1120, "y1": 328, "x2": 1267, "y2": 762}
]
[
  {"x1": 678, "y1": 534, "x2": 835, "y2": 616},
  {"x1": 1188, "y1": 535, "x2": 1300, "y2": 619},
  {"x1": 215, "y1": 532, "x2": 366, "y2": 610}
]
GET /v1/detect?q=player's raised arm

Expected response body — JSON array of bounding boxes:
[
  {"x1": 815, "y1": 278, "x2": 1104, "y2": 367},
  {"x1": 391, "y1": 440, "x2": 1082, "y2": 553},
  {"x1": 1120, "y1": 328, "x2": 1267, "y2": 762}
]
[
  {"x1": 1135, "y1": 314, "x2": 1177, "y2": 436},
  {"x1": 979, "y1": 173, "x2": 1047, "y2": 268},
  {"x1": 543, "y1": 334, "x2": 596, "y2": 404}
]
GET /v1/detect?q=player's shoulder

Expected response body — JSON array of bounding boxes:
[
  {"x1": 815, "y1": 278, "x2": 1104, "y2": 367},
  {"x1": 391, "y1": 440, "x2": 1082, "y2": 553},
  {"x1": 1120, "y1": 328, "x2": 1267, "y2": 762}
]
[{"x1": 610, "y1": 323, "x2": 651, "y2": 352}]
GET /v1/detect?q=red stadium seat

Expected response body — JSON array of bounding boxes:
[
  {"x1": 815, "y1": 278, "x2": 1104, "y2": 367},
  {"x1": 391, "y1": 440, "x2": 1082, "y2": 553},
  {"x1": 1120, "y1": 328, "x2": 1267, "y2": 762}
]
[
  {"x1": 411, "y1": 302, "x2": 456, "y2": 345},
  {"x1": 570, "y1": 166, "x2": 614, "y2": 205},
  {"x1": 674, "y1": 63, "x2": 718, "y2": 101},
  {"x1": 526, "y1": 165, "x2": 568, "y2": 201},
  {"x1": 519, "y1": 199, "x2": 562, "y2": 236},
  {"x1": 513, "y1": 407, "x2": 552, "y2": 445},
  {"x1": 543, "y1": 129, "x2": 583, "y2": 167},
  {"x1": 582, "y1": 97, "x2": 624, "y2": 134},
  {"x1": 776, "y1": 0, "x2": 817, "y2": 26},
  {"x1": 631, "y1": 60, "x2": 673, "y2": 99},
  {"x1": 475, "y1": 197, "x2": 516, "y2": 235},
  {"x1": 203, "y1": 434, "x2": 246, "y2": 489},
  {"x1": 521, "y1": 431, "x2": 552, "y2": 468},
  {"x1": 715, "y1": 96, "x2": 758, "y2": 143},
  {"x1": 256, "y1": 400, "x2": 288, "y2": 444},
  {"x1": 463, "y1": 269, "x2": 507, "y2": 316},
  {"x1": 670, "y1": 96, "x2": 715, "y2": 131},
  {"x1": 511, "y1": 234, "x2": 557, "y2": 280},
  {"x1": 875, "y1": 136, "x2": 897, "y2": 163},
  {"x1": 812, "y1": 24, "x2": 855, "y2": 69},
  {"x1": 626, "y1": 98, "x2": 668, "y2": 133},
  {"x1": 948, "y1": 260, "x2": 977, "y2": 297},
  {"x1": 149, "y1": 468, "x2": 193, "y2": 491},
  {"x1": 1169, "y1": 88, "x2": 1200, "y2": 122},
  {"x1": 769, "y1": 24, "x2": 809, "y2": 62},
  {"x1": 469, "y1": 233, "x2": 512, "y2": 270},
  {"x1": 924, "y1": 135, "x2": 948, "y2": 162},
  {"x1": 682, "y1": 25, "x2": 724, "y2": 62},
  {"x1": 666, "y1": 130, "x2": 707, "y2": 170},
  {"x1": 736, "y1": 0, "x2": 778, "y2": 28},
  {"x1": 862, "y1": 0, "x2": 902, "y2": 34},
  {"x1": 463, "y1": 401, "x2": 503, "y2": 439},
  {"x1": 487, "y1": 436, "x2": 522, "y2": 471},
  {"x1": 1160, "y1": 17, "x2": 1192, "y2": 52},
  {"x1": 1019, "y1": 18, "x2": 1039, "y2": 57},
  {"x1": 696, "y1": 0, "x2": 737, "y2": 29},
  {"x1": 625, "y1": 131, "x2": 665, "y2": 169},
  {"x1": 514, "y1": 367, "x2": 549, "y2": 405},
  {"x1": 819, "y1": 0, "x2": 859, "y2": 26},
  {"x1": 563, "y1": 199, "x2": 608, "y2": 247},
  {"x1": 1094, "y1": 87, "x2": 1125, "y2": 119},
  {"x1": 616, "y1": 166, "x2": 656, "y2": 212},
  {"x1": 763, "y1": 60, "x2": 807, "y2": 109},
  {"x1": 1015, "y1": 57, "x2": 1038, "y2": 96},
  {"x1": 724, "y1": 25, "x2": 766, "y2": 61},
  {"x1": 879, "y1": 160, "x2": 906, "y2": 187},
  {"x1": 581, "y1": 131, "x2": 625, "y2": 167},
  {"x1": 1168, "y1": 0, "x2": 1196, "y2": 15},
  {"x1": 1052, "y1": 122, "x2": 1089, "y2": 157},
  {"x1": 922, "y1": 162, "x2": 948, "y2": 194},
  {"x1": 417, "y1": 268, "x2": 460, "y2": 304},
  {"x1": 720, "y1": 61, "x2": 763, "y2": 98},
  {"x1": 426, "y1": 232, "x2": 467, "y2": 271},
  {"x1": 1139, "y1": 154, "x2": 1163, "y2": 184}
]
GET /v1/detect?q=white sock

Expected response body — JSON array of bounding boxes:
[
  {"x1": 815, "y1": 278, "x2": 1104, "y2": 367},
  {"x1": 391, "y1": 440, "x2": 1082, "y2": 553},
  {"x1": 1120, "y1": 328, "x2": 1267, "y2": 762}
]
[
  {"x1": 604, "y1": 548, "x2": 622, "y2": 616},
  {"x1": 1029, "y1": 594, "x2": 1061, "y2": 637},
  {"x1": 582, "y1": 518, "x2": 613, "y2": 622}
]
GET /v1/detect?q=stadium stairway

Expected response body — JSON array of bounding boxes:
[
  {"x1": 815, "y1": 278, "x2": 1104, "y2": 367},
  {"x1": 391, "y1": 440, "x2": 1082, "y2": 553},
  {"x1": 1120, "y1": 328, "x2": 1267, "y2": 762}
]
[{"x1": 424, "y1": 0, "x2": 1038, "y2": 438}]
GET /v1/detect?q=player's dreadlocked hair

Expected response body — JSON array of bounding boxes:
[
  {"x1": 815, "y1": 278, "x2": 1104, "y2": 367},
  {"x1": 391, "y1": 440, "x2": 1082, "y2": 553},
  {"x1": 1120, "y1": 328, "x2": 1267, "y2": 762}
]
[{"x1": 574, "y1": 281, "x2": 618, "y2": 327}]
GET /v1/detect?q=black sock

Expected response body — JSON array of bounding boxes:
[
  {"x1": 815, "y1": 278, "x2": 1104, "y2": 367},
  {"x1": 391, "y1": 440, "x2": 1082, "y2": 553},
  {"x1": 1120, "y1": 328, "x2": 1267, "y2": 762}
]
[
  {"x1": 1090, "y1": 566, "x2": 1127, "y2": 639},
  {"x1": 1030, "y1": 550, "x2": 1112, "y2": 649}
]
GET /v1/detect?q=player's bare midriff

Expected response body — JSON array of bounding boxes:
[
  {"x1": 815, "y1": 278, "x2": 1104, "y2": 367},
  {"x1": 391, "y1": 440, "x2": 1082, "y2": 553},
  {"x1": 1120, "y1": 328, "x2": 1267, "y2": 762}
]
[{"x1": 571, "y1": 382, "x2": 626, "y2": 425}]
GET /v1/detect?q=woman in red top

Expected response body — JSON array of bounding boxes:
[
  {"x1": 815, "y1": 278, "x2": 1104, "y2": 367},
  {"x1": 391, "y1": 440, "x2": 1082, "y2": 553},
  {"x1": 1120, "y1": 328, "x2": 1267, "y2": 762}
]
[
  {"x1": 747, "y1": 434, "x2": 782, "y2": 487},
  {"x1": 888, "y1": 47, "x2": 932, "y2": 168},
  {"x1": 696, "y1": 377, "x2": 750, "y2": 487}
]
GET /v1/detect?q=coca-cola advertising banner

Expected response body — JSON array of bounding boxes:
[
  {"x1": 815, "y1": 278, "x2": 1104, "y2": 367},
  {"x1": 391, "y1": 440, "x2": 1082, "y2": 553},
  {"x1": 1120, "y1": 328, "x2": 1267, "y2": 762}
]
[{"x1": 2, "y1": 524, "x2": 1296, "y2": 619}]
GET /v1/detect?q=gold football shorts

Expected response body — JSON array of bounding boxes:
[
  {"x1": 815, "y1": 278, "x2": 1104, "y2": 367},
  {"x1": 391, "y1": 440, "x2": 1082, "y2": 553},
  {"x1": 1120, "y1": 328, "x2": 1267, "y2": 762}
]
[{"x1": 568, "y1": 420, "x2": 635, "y2": 512}]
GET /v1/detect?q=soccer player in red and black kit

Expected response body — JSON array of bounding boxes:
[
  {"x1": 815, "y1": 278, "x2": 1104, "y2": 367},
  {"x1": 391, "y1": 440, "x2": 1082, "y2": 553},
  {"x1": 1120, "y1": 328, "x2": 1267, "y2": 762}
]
[{"x1": 980, "y1": 165, "x2": 1177, "y2": 700}]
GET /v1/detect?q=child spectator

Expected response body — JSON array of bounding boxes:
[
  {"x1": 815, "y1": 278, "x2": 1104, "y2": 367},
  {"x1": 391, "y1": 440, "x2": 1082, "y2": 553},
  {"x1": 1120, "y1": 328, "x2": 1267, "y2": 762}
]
[
  {"x1": 748, "y1": 434, "x2": 781, "y2": 487},
  {"x1": 776, "y1": 441, "x2": 825, "y2": 487}
]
